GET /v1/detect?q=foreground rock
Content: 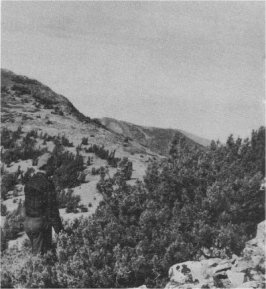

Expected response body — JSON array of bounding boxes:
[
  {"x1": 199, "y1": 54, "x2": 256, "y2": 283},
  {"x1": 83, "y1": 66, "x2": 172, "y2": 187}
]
[{"x1": 165, "y1": 221, "x2": 265, "y2": 289}]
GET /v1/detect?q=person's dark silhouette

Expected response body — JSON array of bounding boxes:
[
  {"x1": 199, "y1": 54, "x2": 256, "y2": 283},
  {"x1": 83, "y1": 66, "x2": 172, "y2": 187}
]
[{"x1": 24, "y1": 172, "x2": 63, "y2": 255}]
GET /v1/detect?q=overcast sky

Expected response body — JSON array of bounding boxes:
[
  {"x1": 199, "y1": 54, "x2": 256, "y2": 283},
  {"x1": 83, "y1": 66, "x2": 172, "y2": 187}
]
[{"x1": 2, "y1": 1, "x2": 265, "y2": 142}]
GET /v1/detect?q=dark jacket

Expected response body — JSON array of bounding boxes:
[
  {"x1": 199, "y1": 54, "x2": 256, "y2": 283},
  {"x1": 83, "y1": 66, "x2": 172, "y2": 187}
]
[{"x1": 24, "y1": 173, "x2": 63, "y2": 234}]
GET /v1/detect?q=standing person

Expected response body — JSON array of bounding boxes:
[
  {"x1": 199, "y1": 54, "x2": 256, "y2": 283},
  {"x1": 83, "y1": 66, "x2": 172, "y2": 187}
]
[{"x1": 24, "y1": 172, "x2": 63, "y2": 255}]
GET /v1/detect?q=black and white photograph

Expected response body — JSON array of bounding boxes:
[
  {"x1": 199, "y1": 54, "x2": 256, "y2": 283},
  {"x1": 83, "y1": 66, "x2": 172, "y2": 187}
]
[{"x1": 1, "y1": 1, "x2": 265, "y2": 288}]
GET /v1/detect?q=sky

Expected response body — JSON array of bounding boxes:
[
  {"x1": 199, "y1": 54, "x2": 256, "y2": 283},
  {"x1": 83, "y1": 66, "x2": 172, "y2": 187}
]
[{"x1": 1, "y1": 1, "x2": 265, "y2": 142}]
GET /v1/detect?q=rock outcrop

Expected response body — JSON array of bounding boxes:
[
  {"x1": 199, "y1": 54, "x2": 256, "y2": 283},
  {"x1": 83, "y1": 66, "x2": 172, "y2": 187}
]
[{"x1": 165, "y1": 221, "x2": 265, "y2": 289}]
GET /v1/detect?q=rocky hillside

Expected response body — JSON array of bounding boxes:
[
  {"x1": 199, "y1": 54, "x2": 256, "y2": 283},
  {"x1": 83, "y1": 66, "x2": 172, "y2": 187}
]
[
  {"x1": 2, "y1": 69, "x2": 207, "y2": 158},
  {"x1": 101, "y1": 117, "x2": 210, "y2": 156},
  {"x1": 1, "y1": 69, "x2": 115, "y2": 145},
  {"x1": 1, "y1": 69, "x2": 207, "y2": 248},
  {"x1": 1, "y1": 70, "x2": 264, "y2": 288},
  {"x1": 0, "y1": 69, "x2": 208, "y2": 253},
  {"x1": 1, "y1": 69, "x2": 163, "y2": 164},
  {"x1": 1, "y1": 69, "x2": 158, "y2": 248}
]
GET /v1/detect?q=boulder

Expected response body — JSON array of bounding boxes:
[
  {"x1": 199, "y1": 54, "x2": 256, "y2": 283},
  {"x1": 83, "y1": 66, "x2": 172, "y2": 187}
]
[
  {"x1": 227, "y1": 271, "x2": 245, "y2": 287},
  {"x1": 167, "y1": 258, "x2": 223, "y2": 288},
  {"x1": 231, "y1": 221, "x2": 265, "y2": 284},
  {"x1": 137, "y1": 286, "x2": 148, "y2": 289},
  {"x1": 254, "y1": 221, "x2": 265, "y2": 250}
]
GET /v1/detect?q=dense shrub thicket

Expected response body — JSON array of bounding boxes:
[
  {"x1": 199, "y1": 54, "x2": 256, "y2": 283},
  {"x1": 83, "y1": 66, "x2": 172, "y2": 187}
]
[
  {"x1": 39, "y1": 132, "x2": 74, "y2": 147},
  {"x1": 1, "y1": 128, "x2": 47, "y2": 165},
  {"x1": 1, "y1": 127, "x2": 265, "y2": 288},
  {"x1": 57, "y1": 189, "x2": 81, "y2": 213},
  {"x1": 1, "y1": 126, "x2": 23, "y2": 149},
  {"x1": 11, "y1": 84, "x2": 31, "y2": 95},
  {"x1": 0, "y1": 128, "x2": 83, "y2": 194},
  {"x1": 58, "y1": 135, "x2": 74, "y2": 147},
  {"x1": 31, "y1": 90, "x2": 56, "y2": 109},
  {"x1": 1, "y1": 172, "x2": 20, "y2": 200},
  {"x1": 81, "y1": 137, "x2": 89, "y2": 145},
  {"x1": 117, "y1": 157, "x2": 133, "y2": 180},
  {"x1": 1, "y1": 203, "x2": 7, "y2": 216},
  {"x1": 11, "y1": 75, "x2": 39, "y2": 86},
  {"x1": 45, "y1": 143, "x2": 85, "y2": 190},
  {"x1": 86, "y1": 144, "x2": 121, "y2": 167},
  {"x1": 3, "y1": 200, "x2": 25, "y2": 241}
]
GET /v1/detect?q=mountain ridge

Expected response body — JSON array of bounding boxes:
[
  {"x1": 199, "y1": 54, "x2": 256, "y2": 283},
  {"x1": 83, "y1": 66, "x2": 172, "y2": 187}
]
[
  {"x1": 1, "y1": 69, "x2": 209, "y2": 157},
  {"x1": 100, "y1": 117, "x2": 210, "y2": 156}
]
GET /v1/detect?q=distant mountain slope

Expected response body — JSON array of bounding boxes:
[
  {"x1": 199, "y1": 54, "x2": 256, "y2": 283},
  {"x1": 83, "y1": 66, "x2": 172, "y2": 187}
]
[
  {"x1": 177, "y1": 130, "x2": 211, "y2": 147},
  {"x1": 100, "y1": 117, "x2": 210, "y2": 156}
]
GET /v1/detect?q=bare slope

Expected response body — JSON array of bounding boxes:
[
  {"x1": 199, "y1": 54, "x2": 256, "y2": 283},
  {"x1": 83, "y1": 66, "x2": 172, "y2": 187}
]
[{"x1": 101, "y1": 117, "x2": 210, "y2": 156}]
